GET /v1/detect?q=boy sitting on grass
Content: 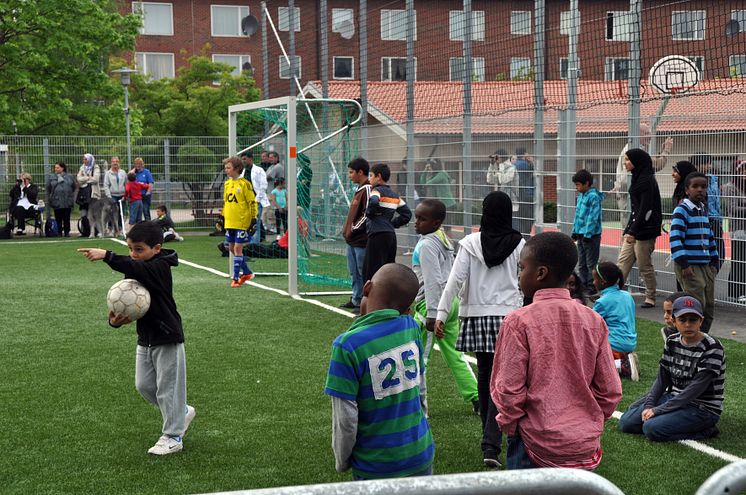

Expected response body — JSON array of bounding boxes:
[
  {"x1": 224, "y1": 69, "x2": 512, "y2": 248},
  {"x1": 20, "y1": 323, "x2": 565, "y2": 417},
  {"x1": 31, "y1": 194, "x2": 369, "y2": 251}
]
[
  {"x1": 618, "y1": 295, "x2": 725, "y2": 442},
  {"x1": 661, "y1": 291, "x2": 689, "y2": 343},
  {"x1": 78, "y1": 221, "x2": 194, "y2": 455},
  {"x1": 491, "y1": 231, "x2": 622, "y2": 470},
  {"x1": 324, "y1": 263, "x2": 434, "y2": 480},
  {"x1": 155, "y1": 204, "x2": 183, "y2": 242}
]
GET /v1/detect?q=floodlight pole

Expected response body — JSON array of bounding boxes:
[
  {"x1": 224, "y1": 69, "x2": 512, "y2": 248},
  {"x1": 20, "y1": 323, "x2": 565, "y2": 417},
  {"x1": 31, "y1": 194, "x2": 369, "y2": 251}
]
[{"x1": 113, "y1": 68, "x2": 137, "y2": 169}]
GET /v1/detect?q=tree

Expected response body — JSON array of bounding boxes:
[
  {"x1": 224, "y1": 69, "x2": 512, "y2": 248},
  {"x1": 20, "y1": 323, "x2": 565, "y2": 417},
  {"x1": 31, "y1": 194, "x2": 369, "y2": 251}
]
[
  {"x1": 131, "y1": 55, "x2": 263, "y2": 137},
  {"x1": 0, "y1": 0, "x2": 140, "y2": 134}
]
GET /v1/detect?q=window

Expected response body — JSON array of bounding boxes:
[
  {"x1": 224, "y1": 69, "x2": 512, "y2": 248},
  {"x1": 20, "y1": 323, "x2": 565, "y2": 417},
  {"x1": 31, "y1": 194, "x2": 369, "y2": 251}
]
[
  {"x1": 279, "y1": 6, "x2": 300, "y2": 32},
  {"x1": 381, "y1": 57, "x2": 415, "y2": 81},
  {"x1": 333, "y1": 56, "x2": 354, "y2": 79},
  {"x1": 381, "y1": 9, "x2": 416, "y2": 41},
  {"x1": 672, "y1": 11, "x2": 705, "y2": 40},
  {"x1": 730, "y1": 55, "x2": 746, "y2": 77},
  {"x1": 211, "y1": 5, "x2": 249, "y2": 37},
  {"x1": 511, "y1": 11, "x2": 531, "y2": 35},
  {"x1": 132, "y1": 2, "x2": 173, "y2": 36},
  {"x1": 135, "y1": 52, "x2": 175, "y2": 80},
  {"x1": 732, "y1": 11, "x2": 746, "y2": 33},
  {"x1": 510, "y1": 57, "x2": 531, "y2": 80},
  {"x1": 449, "y1": 57, "x2": 485, "y2": 82},
  {"x1": 279, "y1": 56, "x2": 301, "y2": 79},
  {"x1": 606, "y1": 11, "x2": 633, "y2": 41},
  {"x1": 559, "y1": 58, "x2": 580, "y2": 79},
  {"x1": 332, "y1": 8, "x2": 355, "y2": 37},
  {"x1": 687, "y1": 56, "x2": 704, "y2": 73},
  {"x1": 560, "y1": 10, "x2": 580, "y2": 36},
  {"x1": 213, "y1": 54, "x2": 252, "y2": 76},
  {"x1": 605, "y1": 57, "x2": 629, "y2": 80},
  {"x1": 449, "y1": 10, "x2": 485, "y2": 41}
]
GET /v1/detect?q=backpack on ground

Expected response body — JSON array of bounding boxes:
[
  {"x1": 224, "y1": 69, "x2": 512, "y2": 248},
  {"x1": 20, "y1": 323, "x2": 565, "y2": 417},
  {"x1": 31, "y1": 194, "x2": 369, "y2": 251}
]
[{"x1": 45, "y1": 214, "x2": 59, "y2": 237}]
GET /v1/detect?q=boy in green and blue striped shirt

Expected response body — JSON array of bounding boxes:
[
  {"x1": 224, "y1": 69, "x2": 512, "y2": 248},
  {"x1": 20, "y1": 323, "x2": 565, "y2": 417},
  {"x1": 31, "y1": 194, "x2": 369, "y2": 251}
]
[{"x1": 324, "y1": 263, "x2": 434, "y2": 480}]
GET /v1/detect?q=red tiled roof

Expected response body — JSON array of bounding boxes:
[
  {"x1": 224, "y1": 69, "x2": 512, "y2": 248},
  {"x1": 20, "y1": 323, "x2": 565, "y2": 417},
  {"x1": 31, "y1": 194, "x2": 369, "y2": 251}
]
[{"x1": 304, "y1": 80, "x2": 746, "y2": 135}]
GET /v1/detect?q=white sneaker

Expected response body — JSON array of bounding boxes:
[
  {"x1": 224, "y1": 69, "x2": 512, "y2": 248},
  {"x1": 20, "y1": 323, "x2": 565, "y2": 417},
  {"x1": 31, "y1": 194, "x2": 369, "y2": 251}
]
[
  {"x1": 184, "y1": 405, "x2": 196, "y2": 434},
  {"x1": 176, "y1": 234, "x2": 184, "y2": 242},
  {"x1": 629, "y1": 352, "x2": 640, "y2": 382},
  {"x1": 147, "y1": 435, "x2": 183, "y2": 455}
]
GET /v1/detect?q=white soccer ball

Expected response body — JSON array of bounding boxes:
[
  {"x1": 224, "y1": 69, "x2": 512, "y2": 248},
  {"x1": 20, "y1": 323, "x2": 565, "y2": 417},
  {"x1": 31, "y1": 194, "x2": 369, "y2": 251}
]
[{"x1": 107, "y1": 279, "x2": 151, "y2": 322}]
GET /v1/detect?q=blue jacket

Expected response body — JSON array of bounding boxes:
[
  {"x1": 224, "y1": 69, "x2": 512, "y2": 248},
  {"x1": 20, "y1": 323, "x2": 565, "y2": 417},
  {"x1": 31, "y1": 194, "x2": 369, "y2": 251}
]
[
  {"x1": 366, "y1": 183, "x2": 412, "y2": 235},
  {"x1": 572, "y1": 187, "x2": 604, "y2": 238},
  {"x1": 670, "y1": 199, "x2": 719, "y2": 269},
  {"x1": 707, "y1": 174, "x2": 722, "y2": 221},
  {"x1": 593, "y1": 285, "x2": 636, "y2": 353}
]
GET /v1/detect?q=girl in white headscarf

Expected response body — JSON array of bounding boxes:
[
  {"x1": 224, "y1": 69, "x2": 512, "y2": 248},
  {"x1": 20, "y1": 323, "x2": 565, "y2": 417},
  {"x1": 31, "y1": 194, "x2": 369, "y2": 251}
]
[{"x1": 76, "y1": 153, "x2": 101, "y2": 236}]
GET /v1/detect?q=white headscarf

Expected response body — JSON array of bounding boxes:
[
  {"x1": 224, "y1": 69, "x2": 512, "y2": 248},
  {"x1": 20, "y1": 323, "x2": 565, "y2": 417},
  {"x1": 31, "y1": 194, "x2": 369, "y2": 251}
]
[{"x1": 83, "y1": 153, "x2": 95, "y2": 175}]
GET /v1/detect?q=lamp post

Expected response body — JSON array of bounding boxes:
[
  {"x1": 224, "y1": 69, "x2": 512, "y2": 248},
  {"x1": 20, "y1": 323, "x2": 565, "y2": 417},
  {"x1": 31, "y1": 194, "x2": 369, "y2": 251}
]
[{"x1": 112, "y1": 68, "x2": 137, "y2": 169}]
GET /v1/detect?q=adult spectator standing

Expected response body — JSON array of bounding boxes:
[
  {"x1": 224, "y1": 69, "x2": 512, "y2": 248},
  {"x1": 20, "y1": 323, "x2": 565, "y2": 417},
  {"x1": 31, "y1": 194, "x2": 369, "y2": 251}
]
[
  {"x1": 722, "y1": 160, "x2": 746, "y2": 303},
  {"x1": 9, "y1": 172, "x2": 39, "y2": 235},
  {"x1": 340, "y1": 158, "x2": 371, "y2": 312},
  {"x1": 424, "y1": 159, "x2": 456, "y2": 210},
  {"x1": 690, "y1": 153, "x2": 724, "y2": 270},
  {"x1": 133, "y1": 157, "x2": 154, "y2": 221},
  {"x1": 104, "y1": 156, "x2": 127, "y2": 237},
  {"x1": 259, "y1": 150, "x2": 271, "y2": 171},
  {"x1": 514, "y1": 147, "x2": 534, "y2": 238},
  {"x1": 612, "y1": 123, "x2": 673, "y2": 225},
  {"x1": 46, "y1": 162, "x2": 76, "y2": 237},
  {"x1": 486, "y1": 149, "x2": 520, "y2": 231},
  {"x1": 243, "y1": 152, "x2": 270, "y2": 243},
  {"x1": 616, "y1": 149, "x2": 662, "y2": 308},
  {"x1": 77, "y1": 153, "x2": 101, "y2": 237}
]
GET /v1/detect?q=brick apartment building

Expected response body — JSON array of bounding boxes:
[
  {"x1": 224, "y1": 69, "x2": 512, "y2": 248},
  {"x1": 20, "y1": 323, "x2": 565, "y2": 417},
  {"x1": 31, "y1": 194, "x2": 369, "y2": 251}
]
[{"x1": 127, "y1": 1, "x2": 746, "y2": 98}]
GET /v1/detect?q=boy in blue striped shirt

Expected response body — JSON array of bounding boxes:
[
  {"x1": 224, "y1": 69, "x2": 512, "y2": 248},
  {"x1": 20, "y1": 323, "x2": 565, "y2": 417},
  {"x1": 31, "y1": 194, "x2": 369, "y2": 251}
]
[
  {"x1": 324, "y1": 263, "x2": 434, "y2": 480},
  {"x1": 670, "y1": 172, "x2": 719, "y2": 332},
  {"x1": 571, "y1": 169, "x2": 604, "y2": 295}
]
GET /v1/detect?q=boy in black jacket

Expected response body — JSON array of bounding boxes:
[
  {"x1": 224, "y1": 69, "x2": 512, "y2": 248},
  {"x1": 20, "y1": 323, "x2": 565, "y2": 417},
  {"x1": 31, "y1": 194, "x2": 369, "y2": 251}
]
[{"x1": 78, "y1": 221, "x2": 194, "y2": 455}]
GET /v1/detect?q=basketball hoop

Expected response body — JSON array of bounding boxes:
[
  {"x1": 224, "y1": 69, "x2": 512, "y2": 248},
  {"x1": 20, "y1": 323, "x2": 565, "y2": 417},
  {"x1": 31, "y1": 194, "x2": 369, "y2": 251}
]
[{"x1": 649, "y1": 55, "x2": 700, "y2": 95}]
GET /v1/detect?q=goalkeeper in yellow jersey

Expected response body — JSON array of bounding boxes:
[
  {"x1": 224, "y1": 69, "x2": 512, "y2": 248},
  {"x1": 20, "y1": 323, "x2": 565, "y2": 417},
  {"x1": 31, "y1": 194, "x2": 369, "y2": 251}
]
[{"x1": 222, "y1": 156, "x2": 258, "y2": 287}]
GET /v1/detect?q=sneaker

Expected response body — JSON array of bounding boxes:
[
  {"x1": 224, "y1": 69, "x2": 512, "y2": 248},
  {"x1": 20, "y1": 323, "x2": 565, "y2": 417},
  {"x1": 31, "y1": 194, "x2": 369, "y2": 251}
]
[
  {"x1": 619, "y1": 356, "x2": 632, "y2": 379},
  {"x1": 148, "y1": 435, "x2": 183, "y2": 455},
  {"x1": 176, "y1": 234, "x2": 184, "y2": 242},
  {"x1": 738, "y1": 295, "x2": 746, "y2": 304},
  {"x1": 340, "y1": 299, "x2": 359, "y2": 309},
  {"x1": 629, "y1": 352, "x2": 640, "y2": 382},
  {"x1": 184, "y1": 405, "x2": 196, "y2": 434},
  {"x1": 238, "y1": 273, "x2": 255, "y2": 285},
  {"x1": 230, "y1": 279, "x2": 241, "y2": 288},
  {"x1": 483, "y1": 451, "x2": 501, "y2": 468},
  {"x1": 15, "y1": 230, "x2": 25, "y2": 236},
  {"x1": 471, "y1": 400, "x2": 480, "y2": 416}
]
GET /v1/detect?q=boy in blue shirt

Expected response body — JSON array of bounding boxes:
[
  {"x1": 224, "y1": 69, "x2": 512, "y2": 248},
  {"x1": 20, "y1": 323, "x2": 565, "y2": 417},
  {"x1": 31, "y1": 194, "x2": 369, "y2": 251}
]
[
  {"x1": 670, "y1": 172, "x2": 719, "y2": 333},
  {"x1": 324, "y1": 263, "x2": 434, "y2": 479},
  {"x1": 270, "y1": 178, "x2": 287, "y2": 235},
  {"x1": 571, "y1": 169, "x2": 603, "y2": 296}
]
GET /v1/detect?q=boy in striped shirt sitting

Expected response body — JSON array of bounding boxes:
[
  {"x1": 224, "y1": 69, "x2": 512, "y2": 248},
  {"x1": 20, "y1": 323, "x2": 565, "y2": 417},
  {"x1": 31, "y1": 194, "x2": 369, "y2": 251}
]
[
  {"x1": 324, "y1": 263, "x2": 434, "y2": 479},
  {"x1": 618, "y1": 295, "x2": 725, "y2": 441},
  {"x1": 669, "y1": 172, "x2": 719, "y2": 332}
]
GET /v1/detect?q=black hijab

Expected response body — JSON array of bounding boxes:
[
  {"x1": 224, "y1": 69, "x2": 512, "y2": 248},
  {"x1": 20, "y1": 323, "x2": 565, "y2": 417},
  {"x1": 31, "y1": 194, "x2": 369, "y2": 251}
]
[
  {"x1": 672, "y1": 160, "x2": 696, "y2": 205},
  {"x1": 626, "y1": 148, "x2": 654, "y2": 195},
  {"x1": 480, "y1": 191, "x2": 523, "y2": 268}
]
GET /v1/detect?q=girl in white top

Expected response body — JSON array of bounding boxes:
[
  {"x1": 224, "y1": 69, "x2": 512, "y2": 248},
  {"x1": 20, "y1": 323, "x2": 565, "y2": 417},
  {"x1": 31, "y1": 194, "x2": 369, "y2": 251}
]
[{"x1": 435, "y1": 191, "x2": 524, "y2": 468}]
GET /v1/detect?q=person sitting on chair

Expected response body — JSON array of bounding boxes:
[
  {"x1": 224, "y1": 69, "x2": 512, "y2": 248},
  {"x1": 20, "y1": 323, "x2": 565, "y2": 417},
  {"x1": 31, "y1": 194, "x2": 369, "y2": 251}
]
[{"x1": 9, "y1": 172, "x2": 39, "y2": 236}]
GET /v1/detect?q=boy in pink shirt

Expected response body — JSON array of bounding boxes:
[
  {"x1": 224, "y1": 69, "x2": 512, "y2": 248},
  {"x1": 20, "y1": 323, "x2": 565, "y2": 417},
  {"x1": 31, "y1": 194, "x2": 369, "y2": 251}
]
[{"x1": 490, "y1": 232, "x2": 622, "y2": 470}]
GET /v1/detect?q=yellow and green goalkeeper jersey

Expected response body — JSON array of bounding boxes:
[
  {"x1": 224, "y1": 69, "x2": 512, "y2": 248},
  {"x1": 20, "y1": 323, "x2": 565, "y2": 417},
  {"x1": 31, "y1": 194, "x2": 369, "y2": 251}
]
[{"x1": 223, "y1": 177, "x2": 257, "y2": 230}]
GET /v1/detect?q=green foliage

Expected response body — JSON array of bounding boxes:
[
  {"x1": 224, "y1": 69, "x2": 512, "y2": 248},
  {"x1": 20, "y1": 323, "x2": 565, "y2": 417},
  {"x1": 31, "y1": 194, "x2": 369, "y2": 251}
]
[
  {"x1": 543, "y1": 201, "x2": 557, "y2": 223},
  {"x1": 0, "y1": 0, "x2": 140, "y2": 134},
  {"x1": 131, "y1": 56, "x2": 262, "y2": 136}
]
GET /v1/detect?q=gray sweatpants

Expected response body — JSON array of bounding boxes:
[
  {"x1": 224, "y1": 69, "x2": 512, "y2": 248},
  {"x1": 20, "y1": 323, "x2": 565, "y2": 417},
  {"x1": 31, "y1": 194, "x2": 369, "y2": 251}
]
[{"x1": 135, "y1": 343, "x2": 187, "y2": 437}]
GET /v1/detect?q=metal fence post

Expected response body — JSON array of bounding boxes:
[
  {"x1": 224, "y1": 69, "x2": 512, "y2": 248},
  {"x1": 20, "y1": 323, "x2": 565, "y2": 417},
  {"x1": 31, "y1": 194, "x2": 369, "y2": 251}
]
[
  {"x1": 533, "y1": 0, "x2": 545, "y2": 233},
  {"x1": 42, "y1": 138, "x2": 50, "y2": 188},
  {"x1": 628, "y1": 0, "x2": 642, "y2": 149},
  {"x1": 462, "y1": 0, "x2": 473, "y2": 231},
  {"x1": 163, "y1": 139, "x2": 171, "y2": 211},
  {"x1": 359, "y1": 0, "x2": 368, "y2": 158}
]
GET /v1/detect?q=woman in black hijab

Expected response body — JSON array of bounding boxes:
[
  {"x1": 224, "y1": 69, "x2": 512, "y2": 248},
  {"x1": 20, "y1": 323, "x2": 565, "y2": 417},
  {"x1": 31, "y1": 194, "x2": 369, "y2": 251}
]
[
  {"x1": 616, "y1": 148, "x2": 662, "y2": 308},
  {"x1": 672, "y1": 160, "x2": 697, "y2": 206},
  {"x1": 434, "y1": 191, "x2": 524, "y2": 468}
]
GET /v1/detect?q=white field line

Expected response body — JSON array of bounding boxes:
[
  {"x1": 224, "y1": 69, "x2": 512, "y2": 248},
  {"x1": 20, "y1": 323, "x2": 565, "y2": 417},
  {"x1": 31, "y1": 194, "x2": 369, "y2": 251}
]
[{"x1": 106, "y1": 239, "x2": 743, "y2": 464}]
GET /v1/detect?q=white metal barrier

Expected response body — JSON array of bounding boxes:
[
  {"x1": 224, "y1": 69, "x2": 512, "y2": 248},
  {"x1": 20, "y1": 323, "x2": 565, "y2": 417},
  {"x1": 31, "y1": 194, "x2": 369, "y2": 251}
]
[
  {"x1": 694, "y1": 461, "x2": 746, "y2": 495},
  {"x1": 196, "y1": 470, "x2": 625, "y2": 495}
]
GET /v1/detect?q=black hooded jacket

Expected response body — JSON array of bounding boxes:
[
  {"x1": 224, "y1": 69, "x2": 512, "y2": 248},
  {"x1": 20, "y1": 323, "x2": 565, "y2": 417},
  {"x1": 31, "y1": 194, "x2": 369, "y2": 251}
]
[
  {"x1": 104, "y1": 248, "x2": 184, "y2": 347},
  {"x1": 624, "y1": 148, "x2": 662, "y2": 241}
]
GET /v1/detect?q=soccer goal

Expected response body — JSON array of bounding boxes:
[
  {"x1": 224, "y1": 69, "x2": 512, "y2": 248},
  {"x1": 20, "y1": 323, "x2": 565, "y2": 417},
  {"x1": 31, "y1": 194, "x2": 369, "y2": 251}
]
[{"x1": 228, "y1": 96, "x2": 363, "y2": 296}]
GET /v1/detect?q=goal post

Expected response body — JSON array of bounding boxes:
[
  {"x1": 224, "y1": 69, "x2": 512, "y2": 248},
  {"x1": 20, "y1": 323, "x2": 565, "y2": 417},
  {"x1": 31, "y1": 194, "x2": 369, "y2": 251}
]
[{"x1": 228, "y1": 96, "x2": 362, "y2": 297}]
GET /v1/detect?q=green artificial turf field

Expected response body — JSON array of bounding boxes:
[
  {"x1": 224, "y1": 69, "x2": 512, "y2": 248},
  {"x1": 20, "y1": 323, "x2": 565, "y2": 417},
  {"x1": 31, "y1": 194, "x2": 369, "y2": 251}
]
[{"x1": 0, "y1": 234, "x2": 744, "y2": 495}]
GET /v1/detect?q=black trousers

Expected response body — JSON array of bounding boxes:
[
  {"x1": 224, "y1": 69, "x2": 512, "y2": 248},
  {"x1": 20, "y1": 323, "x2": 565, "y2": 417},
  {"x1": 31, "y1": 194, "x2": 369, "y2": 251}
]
[
  {"x1": 476, "y1": 351, "x2": 502, "y2": 456},
  {"x1": 363, "y1": 232, "x2": 397, "y2": 283},
  {"x1": 54, "y1": 208, "x2": 72, "y2": 236},
  {"x1": 12, "y1": 206, "x2": 37, "y2": 230},
  {"x1": 729, "y1": 239, "x2": 746, "y2": 300}
]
